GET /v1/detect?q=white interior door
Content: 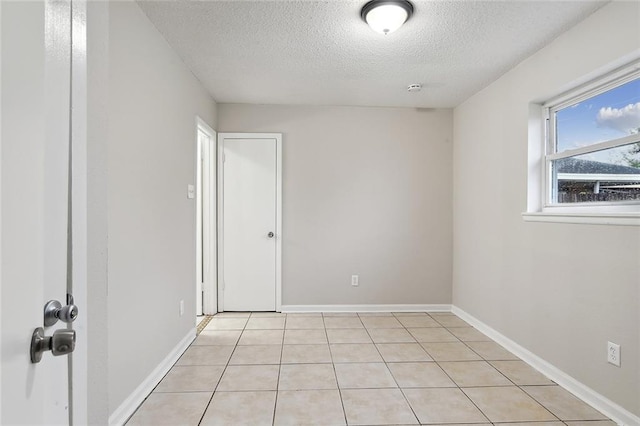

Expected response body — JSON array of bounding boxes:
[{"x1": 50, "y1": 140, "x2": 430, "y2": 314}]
[
  {"x1": 1, "y1": 1, "x2": 84, "y2": 424},
  {"x1": 219, "y1": 134, "x2": 281, "y2": 312}
]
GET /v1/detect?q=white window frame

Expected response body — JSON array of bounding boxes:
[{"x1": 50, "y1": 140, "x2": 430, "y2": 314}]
[{"x1": 523, "y1": 61, "x2": 640, "y2": 226}]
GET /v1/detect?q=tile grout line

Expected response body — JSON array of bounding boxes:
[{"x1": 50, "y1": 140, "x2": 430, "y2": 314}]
[
  {"x1": 358, "y1": 312, "x2": 421, "y2": 425},
  {"x1": 323, "y1": 312, "x2": 350, "y2": 426},
  {"x1": 196, "y1": 315, "x2": 249, "y2": 426},
  {"x1": 424, "y1": 313, "x2": 498, "y2": 425},
  {"x1": 271, "y1": 312, "x2": 286, "y2": 426}
]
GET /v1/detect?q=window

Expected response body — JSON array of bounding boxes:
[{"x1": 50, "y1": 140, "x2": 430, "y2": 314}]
[{"x1": 544, "y1": 67, "x2": 640, "y2": 207}]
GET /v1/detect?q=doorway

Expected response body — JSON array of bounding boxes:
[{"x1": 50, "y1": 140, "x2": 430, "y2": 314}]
[
  {"x1": 217, "y1": 133, "x2": 282, "y2": 312},
  {"x1": 196, "y1": 118, "x2": 217, "y2": 316}
]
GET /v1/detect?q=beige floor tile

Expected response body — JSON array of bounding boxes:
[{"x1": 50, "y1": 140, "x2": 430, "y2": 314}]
[
  {"x1": 176, "y1": 345, "x2": 234, "y2": 366},
  {"x1": 388, "y1": 362, "x2": 455, "y2": 388},
  {"x1": 326, "y1": 328, "x2": 372, "y2": 344},
  {"x1": 250, "y1": 312, "x2": 286, "y2": 317},
  {"x1": 245, "y1": 317, "x2": 286, "y2": 330},
  {"x1": 421, "y1": 342, "x2": 482, "y2": 361},
  {"x1": 433, "y1": 315, "x2": 471, "y2": 327},
  {"x1": 496, "y1": 423, "x2": 564, "y2": 426},
  {"x1": 200, "y1": 391, "x2": 276, "y2": 426},
  {"x1": 395, "y1": 315, "x2": 441, "y2": 328},
  {"x1": 403, "y1": 388, "x2": 489, "y2": 424},
  {"x1": 238, "y1": 329, "x2": 284, "y2": 345},
  {"x1": 284, "y1": 329, "x2": 328, "y2": 344},
  {"x1": 229, "y1": 345, "x2": 282, "y2": 365},
  {"x1": 322, "y1": 312, "x2": 358, "y2": 317},
  {"x1": 334, "y1": 362, "x2": 397, "y2": 389},
  {"x1": 361, "y1": 316, "x2": 403, "y2": 329},
  {"x1": 127, "y1": 392, "x2": 212, "y2": 426},
  {"x1": 155, "y1": 366, "x2": 224, "y2": 392},
  {"x1": 438, "y1": 361, "x2": 512, "y2": 387},
  {"x1": 285, "y1": 316, "x2": 325, "y2": 329},
  {"x1": 215, "y1": 312, "x2": 251, "y2": 318},
  {"x1": 490, "y1": 360, "x2": 554, "y2": 385},
  {"x1": 192, "y1": 330, "x2": 242, "y2": 346},
  {"x1": 368, "y1": 328, "x2": 416, "y2": 343},
  {"x1": 463, "y1": 386, "x2": 557, "y2": 422},
  {"x1": 358, "y1": 312, "x2": 394, "y2": 316},
  {"x1": 281, "y1": 344, "x2": 332, "y2": 363},
  {"x1": 376, "y1": 343, "x2": 432, "y2": 362},
  {"x1": 330, "y1": 344, "x2": 384, "y2": 363},
  {"x1": 429, "y1": 312, "x2": 456, "y2": 317},
  {"x1": 279, "y1": 363, "x2": 337, "y2": 390},
  {"x1": 408, "y1": 327, "x2": 458, "y2": 342},
  {"x1": 205, "y1": 317, "x2": 248, "y2": 330},
  {"x1": 466, "y1": 341, "x2": 519, "y2": 360},
  {"x1": 217, "y1": 365, "x2": 280, "y2": 391},
  {"x1": 447, "y1": 327, "x2": 492, "y2": 342},
  {"x1": 341, "y1": 388, "x2": 418, "y2": 425},
  {"x1": 323, "y1": 316, "x2": 364, "y2": 329},
  {"x1": 565, "y1": 422, "x2": 617, "y2": 426},
  {"x1": 522, "y1": 385, "x2": 608, "y2": 421},
  {"x1": 274, "y1": 390, "x2": 346, "y2": 426},
  {"x1": 425, "y1": 424, "x2": 491, "y2": 426}
]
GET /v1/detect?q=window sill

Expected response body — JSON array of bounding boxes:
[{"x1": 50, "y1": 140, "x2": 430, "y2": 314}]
[{"x1": 522, "y1": 212, "x2": 640, "y2": 226}]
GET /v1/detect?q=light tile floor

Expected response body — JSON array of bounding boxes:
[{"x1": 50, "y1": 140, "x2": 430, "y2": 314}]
[{"x1": 127, "y1": 312, "x2": 614, "y2": 426}]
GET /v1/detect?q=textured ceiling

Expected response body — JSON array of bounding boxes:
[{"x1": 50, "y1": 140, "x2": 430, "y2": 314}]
[{"x1": 137, "y1": 0, "x2": 607, "y2": 108}]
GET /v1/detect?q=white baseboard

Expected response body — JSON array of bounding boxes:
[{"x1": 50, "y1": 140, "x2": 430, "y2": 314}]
[
  {"x1": 108, "y1": 329, "x2": 196, "y2": 426},
  {"x1": 451, "y1": 306, "x2": 640, "y2": 426},
  {"x1": 281, "y1": 304, "x2": 452, "y2": 313}
]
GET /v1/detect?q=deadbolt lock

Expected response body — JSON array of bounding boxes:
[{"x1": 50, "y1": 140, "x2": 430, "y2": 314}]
[{"x1": 44, "y1": 298, "x2": 78, "y2": 326}]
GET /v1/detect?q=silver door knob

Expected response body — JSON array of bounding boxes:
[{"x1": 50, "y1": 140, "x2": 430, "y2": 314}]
[
  {"x1": 30, "y1": 327, "x2": 76, "y2": 363},
  {"x1": 268, "y1": 232, "x2": 275, "y2": 238}
]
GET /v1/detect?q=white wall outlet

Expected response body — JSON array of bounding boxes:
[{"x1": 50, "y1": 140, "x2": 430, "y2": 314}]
[
  {"x1": 187, "y1": 184, "x2": 195, "y2": 199},
  {"x1": 351, "y1": 275, "x2": 359, "y2": 287},
  {"x1": 179, "y1": 300, "x2": 185, "y2": 316},
  {"x1": 607, "y1": 341, "x2": 621, "y2": 367}
]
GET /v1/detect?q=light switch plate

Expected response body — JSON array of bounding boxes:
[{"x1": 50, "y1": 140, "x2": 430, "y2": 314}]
[{"x1": 187, "y1": 184, "x2": 195, "y2": 199}]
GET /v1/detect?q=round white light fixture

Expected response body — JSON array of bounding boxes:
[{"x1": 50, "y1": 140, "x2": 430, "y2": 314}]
[
  {"x1": 407, "y1": 83, "x2": 422, "y2": 92},
  {"x1": 361, "y1": 0, "x2": 414, "y2": 35}
]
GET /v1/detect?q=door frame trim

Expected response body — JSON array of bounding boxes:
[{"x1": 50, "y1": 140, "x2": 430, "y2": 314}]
[
  {"x1": 196, "y1": 117, "x2": 217, "y2": 315},
  {"x1": 217, "y1": 133, "x2": 282, "y2": 312}
]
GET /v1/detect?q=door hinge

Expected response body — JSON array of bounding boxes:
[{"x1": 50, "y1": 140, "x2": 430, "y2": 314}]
[{"x1": 222, "y1": 152, "x2": 226, "y2": 163}]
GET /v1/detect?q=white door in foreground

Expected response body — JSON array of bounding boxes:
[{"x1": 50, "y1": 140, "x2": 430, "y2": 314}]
[
  {"x1": 1, "y1": 0, "x2": 84, "y2": 424},
  {"x1": 219, "y1": 134, "x2": 281, "y2": 312}
]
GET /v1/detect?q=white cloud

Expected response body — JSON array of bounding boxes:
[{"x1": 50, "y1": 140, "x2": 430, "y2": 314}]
[{"x1": 596, "y1": 102, "x2": 640, "y2": 134}]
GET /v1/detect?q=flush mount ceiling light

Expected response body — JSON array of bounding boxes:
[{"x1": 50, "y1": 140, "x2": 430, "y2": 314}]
[{"x1": 361, "y1": 0, "x2": 414, "y2": 35}]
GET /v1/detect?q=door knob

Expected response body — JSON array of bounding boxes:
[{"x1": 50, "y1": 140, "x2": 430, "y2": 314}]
[
  {"x1": 30, "y1": 328, "x2": 76, "y2": 363},
  {"x1": 267, "y1": 232, "x2": 275, "y2": 238},
  {"x1": 44, "y1": 299, "x2": 79, "y2": 326}
]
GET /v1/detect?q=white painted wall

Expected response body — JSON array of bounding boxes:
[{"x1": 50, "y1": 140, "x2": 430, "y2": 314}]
[
  {"x1": 218, "y1": 105, "x2": 453, "y2": 306},
  {"x1": 107, "y1": 1, "x2": 217, "y2": 414},
  {"x1": 453, "y1": 1, "x2": 639, "y2": 416}
]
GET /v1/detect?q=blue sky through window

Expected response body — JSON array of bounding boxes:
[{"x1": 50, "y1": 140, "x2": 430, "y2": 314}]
[{"x1": 556, "y1": 77, "x2": 640, "y2": 165}]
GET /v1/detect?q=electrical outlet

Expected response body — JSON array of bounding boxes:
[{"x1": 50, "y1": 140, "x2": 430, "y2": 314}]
[
  {"x1": 179, "y1": 300, "x2": 185, "y2": 316},
  {"x1": 607, "y1": 341, "x2": 620, "y2": 367},
  {"x1": 351, "y1": 275, "x2": 359, "y2": 287}
]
